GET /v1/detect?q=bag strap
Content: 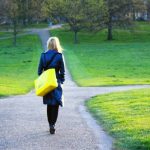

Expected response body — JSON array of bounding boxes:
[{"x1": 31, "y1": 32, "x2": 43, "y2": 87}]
[{"x1": 44, "y1": 53, "x2": 58, "y2": 69}]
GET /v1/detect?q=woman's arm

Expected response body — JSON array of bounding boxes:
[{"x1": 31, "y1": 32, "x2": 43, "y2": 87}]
[
  {"x1": 38, "y1": 53, "x2": 44, "y2": 76},
  {"x1": 59, "y1": 54, "x2": 65, "y2": 84}
]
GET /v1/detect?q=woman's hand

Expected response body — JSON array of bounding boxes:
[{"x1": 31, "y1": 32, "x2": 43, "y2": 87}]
[{"x1": 61, "y1": 84, "x2": 64, "y2": 89}]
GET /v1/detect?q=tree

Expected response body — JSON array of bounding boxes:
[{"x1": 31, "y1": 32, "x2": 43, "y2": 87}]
[
  {"x1": 104, "y1": 0, "x2": 132, "y2": 40},
  {"x1": 0, "y1": 0, "x2": 46, "y2": 45},
  {"x1": 5, "y1": 0, "x2": 20, "y2": 45},
  {"x1": 29, "y1": 0, "x2": 45, "y2": 24},
  {"x1": 86, "y1": 0, "x2": 145, "y2": 40},
  {"x1": 130, "y1": 0, "x2": 146, "y2": 21},
  {"x1": 146, "y1": 0, "x2": 150, "y2": 20},
  {"x1": 0, "y1": 0, "x2": 23, "y2": 45},
  {"x1": 43, "y1": 0, "x2": 89, "y2": 43},
  {"x1": 0, "y1": 0, "x2": 7, "y2": 22},
  {"x1": 106, "y1": 0, "x2": 146, "y2": 40},
  {"x1": 63, "y1": 0, "x2": 88, "y2": 43}
]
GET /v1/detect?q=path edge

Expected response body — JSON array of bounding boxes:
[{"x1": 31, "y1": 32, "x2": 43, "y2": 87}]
[{"x1": 79, "y1": 100, "x2": 114, "y2": 150}]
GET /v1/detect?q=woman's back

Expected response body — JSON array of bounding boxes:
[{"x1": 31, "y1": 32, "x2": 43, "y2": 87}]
[{"x1": 37, "y1": 36, "x2": 65, "y2": 134}]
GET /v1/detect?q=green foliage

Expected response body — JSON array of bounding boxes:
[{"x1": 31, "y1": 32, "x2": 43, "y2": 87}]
[
  {"x1": 102, "y1": 0, "x2": 146, "y2": 40},
  {"x1": 51, "y1": 24, "x2": 150, "y2": 86},
  {"x1": 44, "y1": 0, "x2": 146, "y2": 41},
  {"x1": 86, "y1": 88, "x2": 150, "y2": 150},
  {"x1": 0, "y1": 35, "x2": 41, "y2": 96},
  {"x1": 44, "y1": 0, "x2": 104, "y2": 43}
]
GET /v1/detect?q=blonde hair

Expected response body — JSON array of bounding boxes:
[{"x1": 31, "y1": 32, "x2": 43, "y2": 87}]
[{"x1": 47, "y1": 37, "x2": 63, "y2": 53}]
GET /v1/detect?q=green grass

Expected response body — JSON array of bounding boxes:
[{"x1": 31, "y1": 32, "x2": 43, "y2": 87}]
[
  {"x1": 0, "y1": 31, "x2": 26, "y2": 38},
  {"x1": 0, "y1": 32, "x2": 12, "y2": 37},
  {"x1": 0, "y1": 23, "x2": 48, "y2": 31},
  {"x1": 0, "y1": 35, "x2": 42, "y2": 96},
  {"x1": 50, "y1": 27, "x2": 150, "y2": 86},
  {"x1": 85, "y1": 88, "x2": 150, "y2": 150},
  {"x1": 135, "y1": 21, "x2": 150, "y2": 32},
  {"x1": 23, "y1": 23, "x2": 48, "y2": 29}
]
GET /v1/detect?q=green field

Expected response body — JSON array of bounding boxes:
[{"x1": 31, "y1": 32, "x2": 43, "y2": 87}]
[
  {"x1": 85, "y1": 88, "x2": 150, "y2": 150},
  {"x1": 0, "y1": 23, "x2": 48, "y2": 31},
  {"x1": 50, "y1": 23, "x2": 150, "y2": 86},
  {"x1": 0, "y1": 31, "x2": 26, "y2": 38},
  {"x1": 23, "y1": 23, "x2": 48, "y2": 29},
  {"x1": 0, "y1": 32, "x2": 12, "y2": 37},
  {"x1": 0, "y1": 35, "x2": 41, "y2": 97},
  {"x1": 135, "y1": 21, "x2": 150, "y2": 32},
  {"x1": 1, "y1": 22, "x2": 150, "y2": 96}
]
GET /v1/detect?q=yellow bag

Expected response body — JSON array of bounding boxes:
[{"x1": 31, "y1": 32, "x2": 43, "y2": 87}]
[{"x1": 34, "y1": 69, "x2": 58, "y2": 96}]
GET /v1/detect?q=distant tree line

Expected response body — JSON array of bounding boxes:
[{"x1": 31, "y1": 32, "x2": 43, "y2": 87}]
[
  {"x1": 0, "y1": 0, "x2": 45, "y2": 45},
  {"x1": 43, "y1": 0, "x2": 149, "y2": 42},
  {"x1": 1, "y1": 0, "x2": 150, "y2": 44}
]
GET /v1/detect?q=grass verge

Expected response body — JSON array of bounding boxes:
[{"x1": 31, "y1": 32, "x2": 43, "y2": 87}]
[
  {"x1": 85, "y1": 88, "x2": 150, "y2": 150},
  {"x1": 23, "y1": 23, "x2": 48, "y2": 29},
  {"x1": 50, "y1": 25, "x2": 150, "y2": 86},
  {"x1": 0, "y1": 34, "x2": 42, "y2": 97}
]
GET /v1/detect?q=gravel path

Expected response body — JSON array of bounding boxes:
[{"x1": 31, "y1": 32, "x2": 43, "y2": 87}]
[
  {"x1": 0, "y1": 24, "x2": 62, "y2": 40},
  {"x1": 0, "y1": 28, "x2": 150, "y2": 150}
]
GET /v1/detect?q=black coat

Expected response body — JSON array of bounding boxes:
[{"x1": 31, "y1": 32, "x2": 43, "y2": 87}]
[{"x1": 38, "y1": 49, "x2": 65, "y2": 106}]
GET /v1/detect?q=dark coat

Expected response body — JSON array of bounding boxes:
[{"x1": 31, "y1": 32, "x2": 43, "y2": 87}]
[{"x1": 38, "y1": 49, "x2": 65, "y2": 106}]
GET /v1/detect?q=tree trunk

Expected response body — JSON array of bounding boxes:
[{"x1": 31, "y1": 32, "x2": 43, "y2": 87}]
[
  {"x1": 22, "y1": 18, "x2": 26, "y2": 26},
  {"x1": 74, "y1": 31, "x2": 78, "y2": 44},
  {"x1": 107, "y1": 15, "x2": 113, "y2": 40},
  {"x1": 132, "y1": 9, "x2": 136, "y2": 21},
  {"x1": 13, "y1": 19, "x2": 17, "y2": 46}
]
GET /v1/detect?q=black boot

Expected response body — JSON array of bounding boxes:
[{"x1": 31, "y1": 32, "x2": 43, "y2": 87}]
[{"x1": 49, "y1": 125, "x2": 55, "y2": 134}]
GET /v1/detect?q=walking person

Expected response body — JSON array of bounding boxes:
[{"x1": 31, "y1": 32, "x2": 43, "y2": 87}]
[{"x1": 38, "y1": 37, "x2": 65, "y2": 134}]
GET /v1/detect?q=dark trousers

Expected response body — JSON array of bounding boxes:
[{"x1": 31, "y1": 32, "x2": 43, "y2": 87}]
[{"x1": 47, "y1": 105, "x2": 59, "y2": 126}]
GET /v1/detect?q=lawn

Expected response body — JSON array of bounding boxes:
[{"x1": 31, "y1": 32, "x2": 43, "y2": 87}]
[
  {"x1": 85, "y1": 88, "x2": 150, "y2": 150},
  {"x1": 0, "y1": 32, "x2": 13, "y2": 37},
  {"x1": 0, "y1": 23, "x2": 48, "y2": 31},
  {"x1": 0, "y1": 35, "x2": 42, "y2": 97},
  {"x1": 50, "y1": 24, "x2": 150, "y2": 86},
  {"x1": 23, "y1": 23, "x2": 48, "y2": 29},
  {"x1": 135, "y1": 21, "x2": 150, "y2": 32}
]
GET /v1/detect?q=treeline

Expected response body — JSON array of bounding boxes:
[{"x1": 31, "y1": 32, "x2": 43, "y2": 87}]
[
  {"x1": 43, "y1": 0, "x2": 149, "y2": 42},
  {"x1": 0, "y1": 0, "x2": 45, "y2": 45},
  {"x1": 0, "y1": 0, "x2": 44, "y2": 25},
  {"x1": 1, "y1": 0, "x2": 150, "y2": 44}
]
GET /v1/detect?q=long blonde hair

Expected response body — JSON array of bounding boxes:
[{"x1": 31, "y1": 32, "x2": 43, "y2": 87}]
[{"x1": 47, "y1": 37, "x2": 63, "y2": 53}]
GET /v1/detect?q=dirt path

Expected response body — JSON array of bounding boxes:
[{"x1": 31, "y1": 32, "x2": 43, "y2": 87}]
[{"x1": 0, "y1": 27, "x2": 150, "y2": 150}]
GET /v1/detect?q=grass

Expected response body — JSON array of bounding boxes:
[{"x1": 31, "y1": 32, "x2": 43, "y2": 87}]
[
  {"x1": 0, "y1": 31, "x2": 26, "y2": 38},
  {"x1": 0, "y1": 32, "x2": 12, "y2": 37},
  {"x1": 23, "y1": 23, "x2": 48, "y2": 29},
  {"x1": 50, "y1": 27, "x2": 150, "y2": 86},
  {"x1": 0, "y1": 23, "x2": 48, "y2": 31},
  {"x1": 135, "y1": 21, "x2": 150, "y2": 32},
  {"x1": 0, "y1": 35, "x2": 42, "y2": 97},
  {"x1": 85, "y1": 88, "x2": 150, "y2": 150}
]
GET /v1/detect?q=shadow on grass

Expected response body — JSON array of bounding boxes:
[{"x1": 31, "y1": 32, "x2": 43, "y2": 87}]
[{"x1": 0, "y1": 94, "x2": 8, "y2": 99}]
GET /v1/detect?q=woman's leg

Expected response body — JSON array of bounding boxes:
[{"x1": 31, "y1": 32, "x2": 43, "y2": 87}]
[
  {"x1": 51, "y1": 105, "x2": 59, "y2": 126},
  {"x1": 47, "y1": 105, "x2": 59, "y2": 134},
  {"x1": 47, "y1": 105, "x2": 52, "y2": 126},
  {"x1": 47, "y1": 105, "x2": 59, "y2": 125}
]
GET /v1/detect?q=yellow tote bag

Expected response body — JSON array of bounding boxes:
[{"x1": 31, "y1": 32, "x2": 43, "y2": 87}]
[
  {"x1": 34, "y1": 53, "x2": 58, "y2": 96},
  {"x1": 34, "y1": 69, "x2": 58, "y2": 96}
]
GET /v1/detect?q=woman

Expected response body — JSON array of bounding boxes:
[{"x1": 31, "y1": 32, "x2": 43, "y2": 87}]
[{"x1": 38, "y1": 37, "x2": 65, "y2": 134}]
